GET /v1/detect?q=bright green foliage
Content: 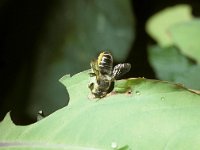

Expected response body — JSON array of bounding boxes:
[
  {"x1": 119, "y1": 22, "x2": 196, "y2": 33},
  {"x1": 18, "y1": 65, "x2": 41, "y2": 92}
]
[
  {"x1": 1, "y1": 70, "x2": 200, "y2": 149},
  {"x1": 27, "y1": 0, "x2": 135, "y2": 116},
  {"x1": 146, "y1": 4, "x2": 200, "y2": 90},
  {"x1": 169, "y1": 19, "x2": 200, "y2": 63},
  {"x1": 148, "y1": 46, "x2": 200, "y2": 90},
  {"x1": 146, "y1": 4, "x2": 192, "y2": 47}
]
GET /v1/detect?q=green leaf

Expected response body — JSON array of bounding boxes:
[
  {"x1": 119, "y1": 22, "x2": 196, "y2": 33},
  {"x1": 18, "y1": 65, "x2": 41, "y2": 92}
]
[
  {"x1": 148, "y1": 45, "x2": 200, "y2": 90},
  {"x1": 1, "y1": 70, "x2": 200, "y2": 149},
  {"x1": 146, "y1": 4, "x2": 192, "y2": 47},
  {"x1": 169, "y1": 19, "x2": 200, "y2": 63},
  {"x1": 27, "y1": 0, "x2": 135, "y2": 116}
]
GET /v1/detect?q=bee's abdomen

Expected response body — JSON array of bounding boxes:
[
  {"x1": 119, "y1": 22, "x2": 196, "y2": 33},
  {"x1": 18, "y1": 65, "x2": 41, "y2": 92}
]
[{"x1": 98, "y1": 52, "x2": 113, "y2": 75}]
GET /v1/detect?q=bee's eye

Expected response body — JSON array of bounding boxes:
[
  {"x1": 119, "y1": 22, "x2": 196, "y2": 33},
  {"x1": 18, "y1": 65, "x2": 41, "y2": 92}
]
[{"x1": 97, "y1": 79, "x2": 109, "y2": 87}]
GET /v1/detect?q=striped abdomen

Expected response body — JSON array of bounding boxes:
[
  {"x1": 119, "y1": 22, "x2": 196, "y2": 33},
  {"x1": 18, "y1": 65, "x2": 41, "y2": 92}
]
[{"x1": 97, "y1": 52, "x2": 113, "y2": 75}]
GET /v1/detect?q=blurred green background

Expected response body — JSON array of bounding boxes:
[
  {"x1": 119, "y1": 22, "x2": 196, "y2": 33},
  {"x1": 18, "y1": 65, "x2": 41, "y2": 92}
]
[{"x1": 1, "y1": 0, "x2": 200, "y2": 124}]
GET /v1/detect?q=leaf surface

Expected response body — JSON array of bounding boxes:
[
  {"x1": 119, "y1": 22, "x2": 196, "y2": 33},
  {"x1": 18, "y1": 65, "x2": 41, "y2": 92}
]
[
  {"x1": 146, "y1": 4, "x2": 192, "y2": 47},
  {"x1": 1, "y1": 70, "x2": 200, "y2": 150},
  {"x1": 169, "y1": 19, "x2": 200, "y2": 63},
  {"x1": 148, "y1": 45, "x2": 200, "y2": 90}
]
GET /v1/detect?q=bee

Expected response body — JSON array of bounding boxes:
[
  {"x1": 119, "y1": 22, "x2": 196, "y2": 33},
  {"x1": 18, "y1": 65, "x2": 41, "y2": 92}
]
[{"x1": 88, "y1": 51, "x2": 131, "y2": 98}]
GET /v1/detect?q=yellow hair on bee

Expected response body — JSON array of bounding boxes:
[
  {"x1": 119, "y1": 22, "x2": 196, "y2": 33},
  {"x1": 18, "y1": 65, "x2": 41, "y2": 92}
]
[{"x1": 97, "y1": 52, "x2": 105, "y2": 66}]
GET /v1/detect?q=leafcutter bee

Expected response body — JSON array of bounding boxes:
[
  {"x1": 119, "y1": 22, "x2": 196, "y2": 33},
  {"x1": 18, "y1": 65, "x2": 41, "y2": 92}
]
[{"x1": 88, "y1": 51, "x2": 131, "y2": 98}]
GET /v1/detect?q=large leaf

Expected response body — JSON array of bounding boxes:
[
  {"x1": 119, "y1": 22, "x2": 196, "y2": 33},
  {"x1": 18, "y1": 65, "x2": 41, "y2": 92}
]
[
  {"x1": 148, "y1": 45, "x2": 200, "y2": 90},
  {"x1": 27, "y1": 0, "x2": 135, "y2": 116},
  {"x1": 169, "y1": 19, "x2": 200, "y2": 63},
  {"x1": 1, "y1": 70, "x2": 200, "y2": 149},
  {"x1": 146, "y1": 4, "x2": 192, "y2": 47}
]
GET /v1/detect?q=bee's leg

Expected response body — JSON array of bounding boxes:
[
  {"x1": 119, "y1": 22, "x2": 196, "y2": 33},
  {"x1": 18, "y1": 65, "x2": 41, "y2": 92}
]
[
  {"x1": 89, "y1": 73, "x2": 96, "y2": 77},
  {"x1": 88, "y1": 93, "x2": 96, "y2": 100}
]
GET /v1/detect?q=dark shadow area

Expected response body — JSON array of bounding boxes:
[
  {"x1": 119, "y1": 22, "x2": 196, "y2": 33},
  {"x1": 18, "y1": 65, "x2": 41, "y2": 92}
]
[{"x1": 0, "y1": 0, "x2": 55, "y2": 124}]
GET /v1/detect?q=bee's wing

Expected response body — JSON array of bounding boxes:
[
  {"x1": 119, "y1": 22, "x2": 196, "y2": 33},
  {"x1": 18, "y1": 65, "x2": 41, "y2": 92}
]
[
  {"x1": 112, "y1": 63, "x2": 131, "y2": 80},
  {"x1": 90, "y1": 60, "x2": 99, "y2": 75}
]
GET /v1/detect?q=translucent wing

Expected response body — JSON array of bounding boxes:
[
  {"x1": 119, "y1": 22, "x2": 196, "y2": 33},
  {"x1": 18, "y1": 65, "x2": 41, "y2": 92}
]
[
  {"x1": 112, "y1": 63, "x2": 131, "y2": 80},
  {"x1": 90, "y1": 60, "x2": 99, "y2": 75}
]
